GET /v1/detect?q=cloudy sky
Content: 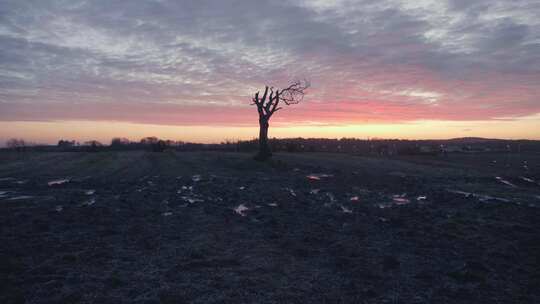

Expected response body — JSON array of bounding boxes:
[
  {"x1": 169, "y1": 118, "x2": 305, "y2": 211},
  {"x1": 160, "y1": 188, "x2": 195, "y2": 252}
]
[{"x1": 1, "y1": 0, "x2": 539, "y2": 143}]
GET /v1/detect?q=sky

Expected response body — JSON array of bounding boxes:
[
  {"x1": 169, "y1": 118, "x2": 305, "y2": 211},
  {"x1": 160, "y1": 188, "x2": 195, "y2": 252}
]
[{"x1": 1, "y1": 0, "x2": 539, "y2": 144}]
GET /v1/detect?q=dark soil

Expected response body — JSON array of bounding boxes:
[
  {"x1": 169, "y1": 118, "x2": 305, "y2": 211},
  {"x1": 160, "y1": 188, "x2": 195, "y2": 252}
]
[{"x1": 1, "y1": 151, "x2": 539, "y2": 303}]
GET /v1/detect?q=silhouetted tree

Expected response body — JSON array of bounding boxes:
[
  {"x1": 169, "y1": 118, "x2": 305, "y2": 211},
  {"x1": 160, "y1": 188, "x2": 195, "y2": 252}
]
[
  {"x1": 84, "y1": 140, "x2": 103, "y2": 152},
  {"x1": 152, "y1": 140, "x2": 167, "y2": 152},
  {"x1": 6, "y1": 138, "x2": 26, "y2": 152},
  {"x1": 140, "y1": 137, "x2": 159, "y2": 146},
  {"x1": 111, "y1": 137, "x2": 130, "y2": 149},
  {"x1": 251, "y1": 80, "x2": 309, "y2": 161},
  {"x1": 57, "y1": 139, "x2": 76, "y2": 150}
]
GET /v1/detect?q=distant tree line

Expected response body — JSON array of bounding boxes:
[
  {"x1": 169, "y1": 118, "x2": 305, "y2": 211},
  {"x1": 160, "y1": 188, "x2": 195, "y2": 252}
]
[
  {"x1": 46, "y1": 137, "x2": 181, "y2": 152},
  {"x1": 6, "y1": 138, "x2": 28, "y2": 152},
  {"x1": 229, "y1": 137, "x2": 539, "y2": 155},
  {"x1": 3, "y1": 136, "x2": 540, "y2": 155}
]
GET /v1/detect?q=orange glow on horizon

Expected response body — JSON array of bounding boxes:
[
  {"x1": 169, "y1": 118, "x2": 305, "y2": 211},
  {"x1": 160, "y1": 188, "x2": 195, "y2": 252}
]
[{"x1": 1, "y1": 117, "x2": 539, "y2": 146}]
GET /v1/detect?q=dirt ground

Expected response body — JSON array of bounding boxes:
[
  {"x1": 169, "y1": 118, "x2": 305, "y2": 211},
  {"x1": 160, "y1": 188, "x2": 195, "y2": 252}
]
[{"x1": 1, "y1": 151, "x2": 539, "y2": 303}]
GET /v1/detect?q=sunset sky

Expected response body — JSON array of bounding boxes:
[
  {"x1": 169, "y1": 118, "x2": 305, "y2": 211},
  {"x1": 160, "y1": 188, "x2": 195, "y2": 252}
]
[{"x1": 1, "y1": 0, "x2": 539, "y2": 144}]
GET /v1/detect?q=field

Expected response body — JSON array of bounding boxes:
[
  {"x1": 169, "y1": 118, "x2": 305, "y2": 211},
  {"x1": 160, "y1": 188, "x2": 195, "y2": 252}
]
[{"x1": 1, "y1": 151, "x2": 539, "y2": 303}]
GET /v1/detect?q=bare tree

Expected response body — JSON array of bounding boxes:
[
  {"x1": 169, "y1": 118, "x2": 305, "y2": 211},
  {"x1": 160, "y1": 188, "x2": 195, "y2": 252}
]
[
  {"x1": 6, "y1": 138, "x2": 26, "y2": 152},
  {"x1": 83, "y1": 140, "x2": 103, "y2": 152},
  {"x1": 111, "y1": 137, "x2": 130, "y2": 146},
  {"x1": 140, "y1": 137, "x2": 159, "y2": 145},
  {"x1": 251, "y1": 80, "x2": 309, "y2": 161},
  {"x1": 58, "y1": 139, "x2": 76, "y2": 148}
]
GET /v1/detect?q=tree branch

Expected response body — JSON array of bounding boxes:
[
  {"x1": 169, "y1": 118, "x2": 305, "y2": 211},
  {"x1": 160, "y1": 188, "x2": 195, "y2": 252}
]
[
  {"x1": 261, "y1": 86, "x2": 269, "y2": 104},
  {"x1": 280, "y1": 80, "x2": 310, "y2": 105},
  {"x1": 251, "y1": 92, "x2": 260, "y2": 105},
  {"x1": 250, "y1": 80, "x2": 309, "y2": 118}
]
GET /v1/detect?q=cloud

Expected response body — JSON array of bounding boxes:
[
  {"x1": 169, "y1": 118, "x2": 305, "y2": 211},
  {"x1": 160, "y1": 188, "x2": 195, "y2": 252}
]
[{"x1": 0, "y1": 0, "x2": 539, "y2": 126}]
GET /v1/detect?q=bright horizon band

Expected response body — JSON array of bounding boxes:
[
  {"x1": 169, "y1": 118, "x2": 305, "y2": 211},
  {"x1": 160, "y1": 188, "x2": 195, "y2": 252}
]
[{"x1": 1, "y1": 117, "x2": 539, "y2": 146}]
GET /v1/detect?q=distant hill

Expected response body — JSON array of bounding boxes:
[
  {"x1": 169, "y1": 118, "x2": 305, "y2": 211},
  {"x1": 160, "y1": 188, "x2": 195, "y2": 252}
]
[
  {"x1": 445, "y1": 137, "x2": 534, "y2": 144},
  {"x1": 445, "y1": 137, "x2": 504, "y2": 143}
]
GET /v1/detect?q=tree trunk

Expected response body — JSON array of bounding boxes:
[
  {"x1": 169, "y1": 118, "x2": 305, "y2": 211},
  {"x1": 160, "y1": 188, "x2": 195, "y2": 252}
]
[{"x1": 255, "y1": 118, "x2": 271, "y2": 161}]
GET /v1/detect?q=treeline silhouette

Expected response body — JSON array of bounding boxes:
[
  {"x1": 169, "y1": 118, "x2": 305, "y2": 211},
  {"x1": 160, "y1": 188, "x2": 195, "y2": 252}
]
[{"x1": 4, "y1": 136, "x2": 540, "y2": 155}]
